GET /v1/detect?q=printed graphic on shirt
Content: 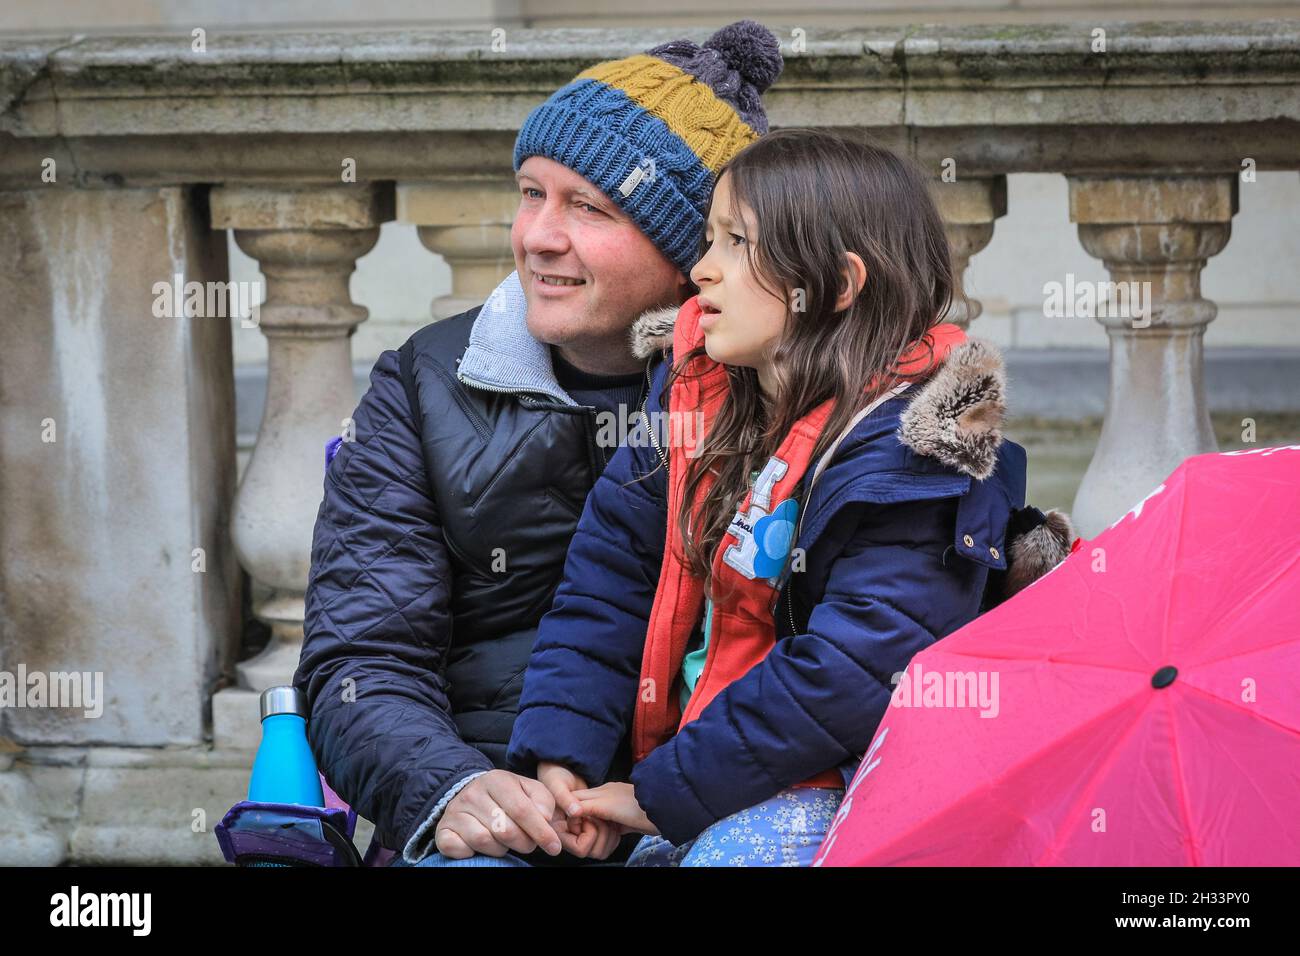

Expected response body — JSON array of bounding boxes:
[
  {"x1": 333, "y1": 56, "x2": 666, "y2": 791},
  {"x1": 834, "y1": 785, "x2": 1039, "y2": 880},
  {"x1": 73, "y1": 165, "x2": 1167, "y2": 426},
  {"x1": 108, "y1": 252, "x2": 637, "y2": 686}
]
[{"x1": 722, "y1": 455, "x2": 800, "y2": 586}]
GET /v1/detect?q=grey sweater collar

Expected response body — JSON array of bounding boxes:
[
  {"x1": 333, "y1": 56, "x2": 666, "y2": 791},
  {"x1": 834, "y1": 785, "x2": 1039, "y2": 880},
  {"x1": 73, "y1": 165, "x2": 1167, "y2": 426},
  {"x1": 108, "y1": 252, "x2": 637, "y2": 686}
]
[{"x1": 455, "y1": 270, "x2": 578, "y2": 407}]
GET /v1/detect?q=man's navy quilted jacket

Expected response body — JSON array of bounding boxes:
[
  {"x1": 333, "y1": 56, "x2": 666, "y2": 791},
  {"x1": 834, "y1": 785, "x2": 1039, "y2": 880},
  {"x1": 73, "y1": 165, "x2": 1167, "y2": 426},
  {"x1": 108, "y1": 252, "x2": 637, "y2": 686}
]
[{"x1": 293, "y1": 281, "x2": 654, "y2": 863}]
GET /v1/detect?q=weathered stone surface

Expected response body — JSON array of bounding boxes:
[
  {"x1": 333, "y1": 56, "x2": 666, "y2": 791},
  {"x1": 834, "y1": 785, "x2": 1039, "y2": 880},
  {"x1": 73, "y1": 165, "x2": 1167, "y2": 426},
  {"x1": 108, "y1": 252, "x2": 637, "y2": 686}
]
[
  {"x1": 401, "y1": 180, "x2": 520, "y2": 318},
  {"x1": 4, "y1": 22, "x2": 1298, "y2": 186},
  {"x1": 0, "y1": 762, "x2": 68, "y2": 865},
  {"x1": 211, "y1": 687, "x2": 261, "y2": 751},
  {"x1": 1, "y1": 744, "x2": 381, "y2": 866},
  {"x1": 1069, "y1": 174, "x2": 1239, "y2": 535},
  {"x1": 70, "y1": 748, "x2": 251, "y2": 865},
  {"x1": 1069, "y1": 175, "x2": 1239, "y2": 226},
  {"x1": 932, "y1": 176, "x2": 1009, "y2": 328},
  {"x1": 211, "y1": 182, "x2": 395, "y2": 232},
  {"x1": 0, "y1": 186, "x2": 240, "y2": 747}
]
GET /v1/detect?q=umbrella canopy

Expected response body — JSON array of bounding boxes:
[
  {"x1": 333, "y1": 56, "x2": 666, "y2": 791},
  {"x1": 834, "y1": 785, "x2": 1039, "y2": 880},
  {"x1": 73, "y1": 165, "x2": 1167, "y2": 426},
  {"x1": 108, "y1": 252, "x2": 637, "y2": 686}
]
[{"x1": 814, "y1": 446, "x2": 1300, "y2": 866}]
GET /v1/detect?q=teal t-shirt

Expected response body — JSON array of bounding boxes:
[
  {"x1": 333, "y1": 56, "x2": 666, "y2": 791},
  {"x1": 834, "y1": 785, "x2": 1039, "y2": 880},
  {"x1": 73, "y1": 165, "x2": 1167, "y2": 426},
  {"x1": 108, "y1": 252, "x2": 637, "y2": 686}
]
[{"x1": 679, "y1": 598, "x2": 714, "y2": 712}]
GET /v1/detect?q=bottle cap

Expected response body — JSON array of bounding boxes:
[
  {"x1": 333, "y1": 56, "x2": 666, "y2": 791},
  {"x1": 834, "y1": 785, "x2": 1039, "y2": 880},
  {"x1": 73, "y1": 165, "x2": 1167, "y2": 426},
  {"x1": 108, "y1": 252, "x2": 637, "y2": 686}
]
[{"x1": 259, "y1": 685, "x2": 309, "y2": 722}]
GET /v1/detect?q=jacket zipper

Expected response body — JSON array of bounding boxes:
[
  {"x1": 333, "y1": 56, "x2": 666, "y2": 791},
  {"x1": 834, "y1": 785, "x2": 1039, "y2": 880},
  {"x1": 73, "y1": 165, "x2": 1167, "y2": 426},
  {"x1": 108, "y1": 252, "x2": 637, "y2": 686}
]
[
  {"x1": 432, "y1": 361, "x2": 493, "y2": 443},
  {"x1": 782, "y1": 581, "x2": 799, "y2": 637},
  {"x1": 457, "y1": 369, "x2": 555, "y2": 403},
  {"x1": 638, "y1": 359, "x2": 670, "y2": 473}
]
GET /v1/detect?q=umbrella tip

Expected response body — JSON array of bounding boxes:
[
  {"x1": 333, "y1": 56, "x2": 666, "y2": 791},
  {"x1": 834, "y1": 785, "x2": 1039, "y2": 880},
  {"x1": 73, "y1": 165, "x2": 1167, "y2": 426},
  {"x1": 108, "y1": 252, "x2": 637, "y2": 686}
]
[{"x1": 1151, "y1": 666, "x2": 1179, "y2": 689}]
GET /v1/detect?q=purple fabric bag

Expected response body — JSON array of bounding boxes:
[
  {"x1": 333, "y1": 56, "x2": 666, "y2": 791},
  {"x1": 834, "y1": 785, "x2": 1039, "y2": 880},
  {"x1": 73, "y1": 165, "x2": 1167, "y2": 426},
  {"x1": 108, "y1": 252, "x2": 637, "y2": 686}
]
[
  {"x1": 215, "y1": 801, "x2": 363, "y2": 867},
  {"x1": 325, "y1": 434, "x2": 344, "y2": 470}
]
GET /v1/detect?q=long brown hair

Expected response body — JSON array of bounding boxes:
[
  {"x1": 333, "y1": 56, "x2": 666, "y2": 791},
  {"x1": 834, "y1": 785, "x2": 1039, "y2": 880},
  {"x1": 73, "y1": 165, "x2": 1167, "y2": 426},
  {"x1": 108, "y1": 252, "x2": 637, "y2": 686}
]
[{"x1": 665, "y1": 128, "x2": 963, "y2": 600}]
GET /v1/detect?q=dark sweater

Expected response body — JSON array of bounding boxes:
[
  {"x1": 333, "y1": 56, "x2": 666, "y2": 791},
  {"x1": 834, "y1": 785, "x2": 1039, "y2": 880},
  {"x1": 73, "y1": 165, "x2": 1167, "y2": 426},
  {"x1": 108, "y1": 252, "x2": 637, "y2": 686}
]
[{"x1": 550, "y1": 346, "x2": 648, "y2": 469}]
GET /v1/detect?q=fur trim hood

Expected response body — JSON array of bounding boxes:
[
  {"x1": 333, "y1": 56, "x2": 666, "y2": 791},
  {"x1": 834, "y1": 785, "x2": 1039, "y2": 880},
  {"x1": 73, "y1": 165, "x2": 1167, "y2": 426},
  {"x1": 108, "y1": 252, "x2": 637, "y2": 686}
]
[
  {"x1": 631, "y1": 305, "x2": 680, "y2": 363},
  {"x1": 628, "y1": 302, "x2": 1078, "y2": 603}
]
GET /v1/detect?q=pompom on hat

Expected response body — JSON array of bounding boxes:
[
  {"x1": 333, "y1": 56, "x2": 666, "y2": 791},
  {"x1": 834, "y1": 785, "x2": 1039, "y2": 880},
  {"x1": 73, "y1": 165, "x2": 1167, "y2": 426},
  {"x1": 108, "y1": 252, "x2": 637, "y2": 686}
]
[{"x1": 514, "y1": 20, "x2": 783, "y2": 276}]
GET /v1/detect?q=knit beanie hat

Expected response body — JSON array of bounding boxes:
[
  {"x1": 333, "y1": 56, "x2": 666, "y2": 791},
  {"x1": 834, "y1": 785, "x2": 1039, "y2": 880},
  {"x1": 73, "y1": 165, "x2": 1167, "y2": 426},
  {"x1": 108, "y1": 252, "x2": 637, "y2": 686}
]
[{"x1": 514, "y1": 20, "x2": 783, "y2": 277}]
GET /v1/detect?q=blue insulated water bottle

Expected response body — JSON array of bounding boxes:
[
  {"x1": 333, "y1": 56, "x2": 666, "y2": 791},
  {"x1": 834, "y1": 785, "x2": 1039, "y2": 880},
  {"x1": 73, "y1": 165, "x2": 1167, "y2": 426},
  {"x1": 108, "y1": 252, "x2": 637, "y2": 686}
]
[{"x1": 248, "y1": 685, "x2": 325, "y2": 806}]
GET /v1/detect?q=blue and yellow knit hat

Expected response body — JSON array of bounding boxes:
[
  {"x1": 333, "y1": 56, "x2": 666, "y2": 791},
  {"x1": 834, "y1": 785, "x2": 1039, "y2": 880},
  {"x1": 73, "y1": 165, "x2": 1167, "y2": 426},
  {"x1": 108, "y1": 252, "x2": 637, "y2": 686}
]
[{"x1": 514, "y1": 20, "x2": 783, "y2": 277}]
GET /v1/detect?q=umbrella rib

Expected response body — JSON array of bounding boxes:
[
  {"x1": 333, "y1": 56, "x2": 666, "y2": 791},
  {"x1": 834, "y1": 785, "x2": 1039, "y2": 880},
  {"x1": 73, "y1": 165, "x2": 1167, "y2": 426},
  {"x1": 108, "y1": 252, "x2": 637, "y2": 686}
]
[
  {"x1": 1180, "y1": 697, "x2": 1298, "y2": 856},
  {"x1": 1178, "y1": 679, "x2": 1300, "y2": 741},
  {"x1": 1185, "y1": 550, "x2": 1300, "y2": 665},
  {"x1": 867, "y1": 688, "x2": 1151, "y2": 865},
  {"x1": 1194, "y1": 633, "x2": 1300, "y2": 672},
  {"x1": 1036, "y1": 665, "x2": 1299, "y2": 866},
  {"x1": 1031, "y1": 690, "x2": 1154, "y2": 866},
  {"x1": 1164, "y1": 691, "x2": 1202, "y2": 866},
  {"x1": 930, "y1": 647, "x2": 1146, "y2": 673}
]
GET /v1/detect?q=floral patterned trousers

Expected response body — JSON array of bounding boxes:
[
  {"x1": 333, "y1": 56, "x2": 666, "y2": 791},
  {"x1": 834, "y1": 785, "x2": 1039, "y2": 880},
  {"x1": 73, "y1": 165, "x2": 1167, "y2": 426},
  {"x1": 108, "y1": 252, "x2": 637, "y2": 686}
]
[{"x1": 625, "y1": 787, "x2": 844, "y2": 867}]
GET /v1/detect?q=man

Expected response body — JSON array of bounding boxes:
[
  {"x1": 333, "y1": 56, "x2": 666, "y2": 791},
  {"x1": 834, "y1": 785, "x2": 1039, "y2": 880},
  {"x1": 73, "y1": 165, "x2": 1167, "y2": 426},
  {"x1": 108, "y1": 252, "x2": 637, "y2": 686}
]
[{"x1": 293, "y1": 20, "x2": 783, "y2": 866}]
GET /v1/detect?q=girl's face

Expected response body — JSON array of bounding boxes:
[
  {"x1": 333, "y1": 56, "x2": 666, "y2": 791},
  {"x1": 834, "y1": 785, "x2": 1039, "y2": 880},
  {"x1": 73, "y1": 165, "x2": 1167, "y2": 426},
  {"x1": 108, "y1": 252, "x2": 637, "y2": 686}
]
[{"x1": 689, "y1": 173, "x2": 788, "y2": 396}]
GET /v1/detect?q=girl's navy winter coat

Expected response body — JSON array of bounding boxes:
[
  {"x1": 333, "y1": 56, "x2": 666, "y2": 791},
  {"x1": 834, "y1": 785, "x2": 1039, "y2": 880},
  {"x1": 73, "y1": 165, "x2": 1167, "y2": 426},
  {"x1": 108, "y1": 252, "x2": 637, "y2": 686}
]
[{"x1": 507, "y1": 318, "x2": 1029, "y2": 845}]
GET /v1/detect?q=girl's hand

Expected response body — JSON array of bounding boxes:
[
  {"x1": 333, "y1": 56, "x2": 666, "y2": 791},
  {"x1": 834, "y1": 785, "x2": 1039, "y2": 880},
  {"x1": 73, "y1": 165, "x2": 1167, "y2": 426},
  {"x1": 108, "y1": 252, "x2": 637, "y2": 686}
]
[
  {"x1": 548, "y1": 805, "x2": 625, "y2": 860},
  {"x1": 537, "y1": 760, "x2": 587, "y2": 821},
  {"x1": 570, "y1": 782, "x2": 660, "y2": 836},
  {"x1": 536, "y1": 761, "x2": 623, "y2": 858}
]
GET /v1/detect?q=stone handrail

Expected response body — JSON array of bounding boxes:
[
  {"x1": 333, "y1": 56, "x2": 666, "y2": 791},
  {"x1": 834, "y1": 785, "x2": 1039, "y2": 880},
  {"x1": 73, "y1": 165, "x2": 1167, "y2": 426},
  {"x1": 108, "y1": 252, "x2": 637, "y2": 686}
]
[{"x1": 3, "y1": 22, "x2": 1300, "y2": 184}]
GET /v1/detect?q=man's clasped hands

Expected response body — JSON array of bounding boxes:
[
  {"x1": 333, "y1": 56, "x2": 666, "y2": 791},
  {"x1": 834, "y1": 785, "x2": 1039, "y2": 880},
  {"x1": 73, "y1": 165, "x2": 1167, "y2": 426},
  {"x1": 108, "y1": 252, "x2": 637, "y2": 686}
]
[{"x1": 432, "y1": 762, "x2": 658, "y2": 860}]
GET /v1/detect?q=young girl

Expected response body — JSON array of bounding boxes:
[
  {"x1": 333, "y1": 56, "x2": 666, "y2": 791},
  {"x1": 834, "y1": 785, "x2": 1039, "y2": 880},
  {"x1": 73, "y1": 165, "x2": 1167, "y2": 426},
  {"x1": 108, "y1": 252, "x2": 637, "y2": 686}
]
[{"x1": 506, "y1": 129, "x2": 1037, "y2": 866}]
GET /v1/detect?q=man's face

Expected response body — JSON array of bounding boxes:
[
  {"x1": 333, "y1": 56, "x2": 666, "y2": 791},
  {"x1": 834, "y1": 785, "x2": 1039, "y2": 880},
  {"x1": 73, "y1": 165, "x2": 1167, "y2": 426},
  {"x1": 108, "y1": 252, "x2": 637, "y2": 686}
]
[{"x1": 512, "y1": 156, "x2": 687, "y2": 357}]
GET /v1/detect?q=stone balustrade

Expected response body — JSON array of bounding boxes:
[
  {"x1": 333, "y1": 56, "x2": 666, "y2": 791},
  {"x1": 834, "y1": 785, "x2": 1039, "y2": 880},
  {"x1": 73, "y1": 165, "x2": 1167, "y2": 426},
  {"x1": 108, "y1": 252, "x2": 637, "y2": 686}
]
[{"x1": 1, "y1": 21, "x2": 1297, "y2": 863}]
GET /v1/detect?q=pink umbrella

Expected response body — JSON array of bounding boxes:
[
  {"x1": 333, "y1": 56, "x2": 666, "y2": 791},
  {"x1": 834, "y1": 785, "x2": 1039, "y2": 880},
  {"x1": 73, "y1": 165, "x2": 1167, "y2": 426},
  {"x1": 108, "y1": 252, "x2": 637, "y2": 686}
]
[{"x1": 814, "y1": 446, "x2": 1300, "y2": 866}]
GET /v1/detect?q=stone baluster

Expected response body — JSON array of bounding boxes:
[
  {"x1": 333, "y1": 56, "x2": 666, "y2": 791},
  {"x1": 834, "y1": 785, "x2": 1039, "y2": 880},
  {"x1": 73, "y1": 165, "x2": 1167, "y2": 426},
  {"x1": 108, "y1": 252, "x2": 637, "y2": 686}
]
[
  {"x1": 208, "y1": 183, "x2": 393, "y2": 749},
  {"x1": 931, "y1": 176, "x2": 1008, "y2": 329},
  {"x1": 1067, "y1": 175, "x2": 1238, "y2": 537},
  {"x1": 397, "y1": 179, "x2": 519, "y2": 319}
]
